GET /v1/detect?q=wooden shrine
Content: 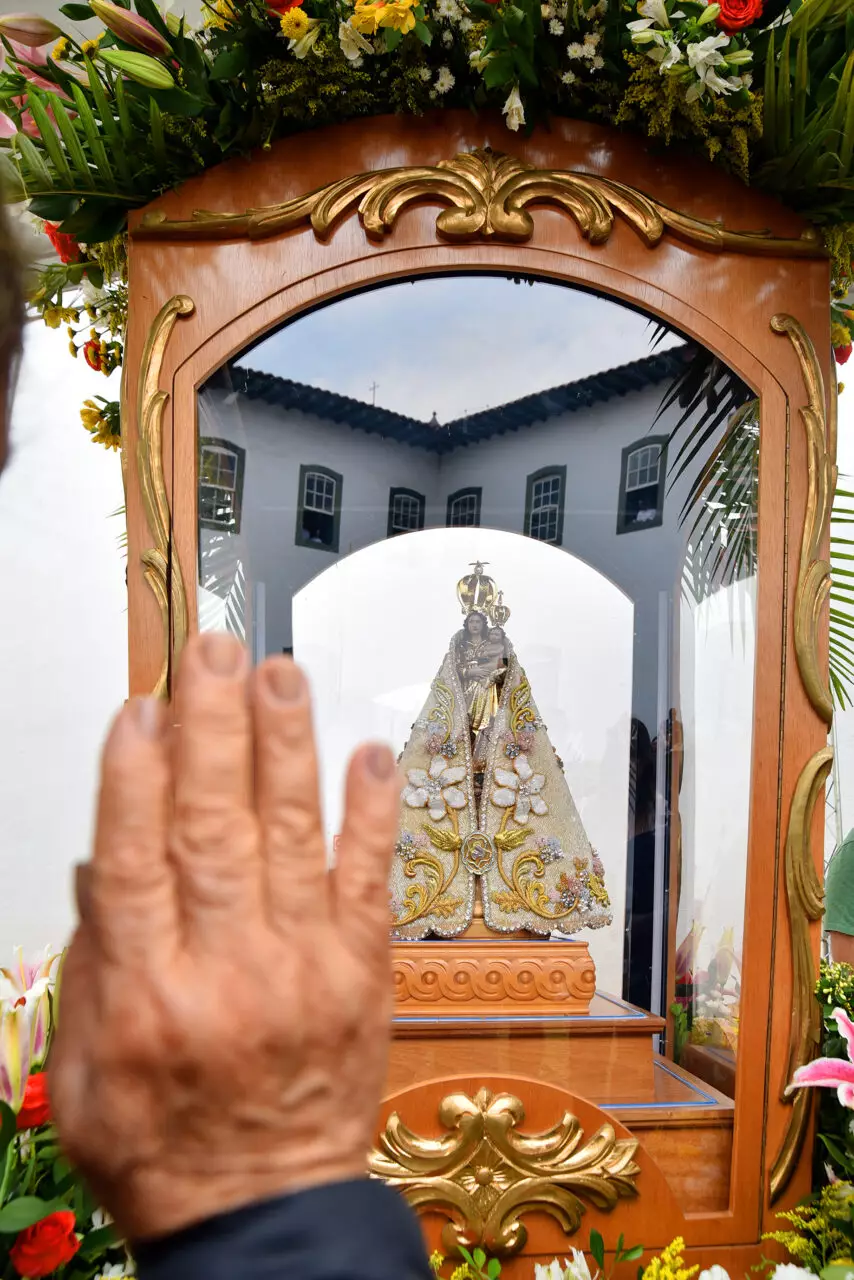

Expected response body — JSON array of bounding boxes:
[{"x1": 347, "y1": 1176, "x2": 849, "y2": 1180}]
[{"x1": 122, "y1": 112, "x2": 834, "y2": 1275}]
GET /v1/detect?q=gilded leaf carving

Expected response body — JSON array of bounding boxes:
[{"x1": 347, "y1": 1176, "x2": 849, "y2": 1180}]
[
  {"x1": 135, "y1": 148, "x2": 825, "y2": 258},
  {"x1": 368, "y1": 1088, "x2": 639, "y2": 1256}
]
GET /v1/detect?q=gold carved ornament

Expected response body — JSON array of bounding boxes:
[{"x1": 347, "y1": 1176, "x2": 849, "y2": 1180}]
[
  {"x1": 772, "y1": 315, "x2": 838, "y2": 726},
  {"x1": 769, "y1": 747, "x2": 832, "y2": 1202},
  {"x1": 368, "y1": 1088, "x2": 639, "y2": 1257},
  {"x1": 134, "y1": 148, "x2": 825, "y2": 259},
  {"x1": 137, "y1": 295, "x2": 195, "y2": 698},
  {"x1": 768, "y1": 317, "x2": 836, "y2": 1201}
]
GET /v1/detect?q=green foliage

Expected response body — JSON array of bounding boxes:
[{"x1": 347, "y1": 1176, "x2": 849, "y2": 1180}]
[
  {"x1": 759, "y1": 0, "x2": 854, "y2": 222},
  {"x1": 763, "y1": 1182, "x2": 854, "y2": 1273},
  {"x1": 615, "y1": 51, "x2": 762, "y2": 185}
]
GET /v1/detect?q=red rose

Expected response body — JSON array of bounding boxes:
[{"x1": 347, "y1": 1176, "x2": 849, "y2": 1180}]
[
  {"x1": 716, "y1": 0, "x2": 762, "y2": 31},
  {"x1": 835, "y1": 344, "x2": 852, "y2": 366},
  {"x1": 267, "y1": 0, "x2": 302, "y2": 11},
  {"x1": 43, "y1": 221, "x2": 81, "y2": 265},
  {"x1": 9, "y1": 1212, "x2": 80, "y2": 1278},
  {"x1": 16, "y1": 1072, "x2": 50, "y2": 1130},
  {"x1": 83, "y1": 338, "x2": 103, "y2": 372}
]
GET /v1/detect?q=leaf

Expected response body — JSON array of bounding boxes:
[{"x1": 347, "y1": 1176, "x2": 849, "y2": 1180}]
[
  {"x1": 384, "y1": 26, "x2": 404, "y2": 50},
  {"x1": 13, "y1": 133, "x2": 52, "y2": 193},
  {"x1": 621, "y1": 1246, "x2": 645, "y2": 1263},
  {"x1": 27, "y1": 193, "x2": 79, "y2": 220},
  {"x1": 0, "y1": 1100, "x2": 15, "y2": 1159},
  {"x1": 70, "y1": 83, "x2": 116, "y2": 188},
  {"x1": 210, "y1": 46, "x2": 248, "y2": 79},
  {"x1": 0, "y1": 1198, "x2": 70, "y2": 1234},
  {"x1": 590, "y1": 1229, "x2": 605, "y2": 1270},
  {"x1": 414, "y1": 20, "x2": 433, "y2": 43},
  {"x1": 149, "y1": 97, "x2": 167, "y2": 171},
  {"x1": 60, "y1": 2, "x2": 95, "y2": 14},
  {"x1": 49, "y1": 94, "x2": 96, "y2": 188},
  {"x1": 494, "y1": 825, "x2": 533, "y2": 852},
  {"x1": 482, "y1": 52, "x2": 514, "y2": 87},
  {"x1": 77, "y1": 1224, "x2": 118, "y2": 1257},
  {"x1": 423, "y1": 824, "x2": 463, "y2": 852},
  {"x1": 473, "y1": 1249, "x2": 487, "y2": 1269},
  {"x1": 58, "y1": 198, "x2": 129, "y2": 242},
  {"x1": 24, "y1": 91, "x2": 73, "y2": 184},
  {"x1": 490, "y1": 888, "x2": 524, "y2": 913},
  {"x1": 487, "y1": 1260, "x2": 502, "y2": 1279}
]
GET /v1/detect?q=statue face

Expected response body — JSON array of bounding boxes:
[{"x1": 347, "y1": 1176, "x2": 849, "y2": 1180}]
[{"x1": 467, "y1": 613, "x2": 486, "y2": 637}]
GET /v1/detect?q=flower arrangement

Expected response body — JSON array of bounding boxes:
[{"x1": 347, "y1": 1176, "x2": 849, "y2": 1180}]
[
  {"x1": 0, "y1": 948, "x2": 132, "y2": 1280},
  {"x1": 0, "y1": 0, "x2": 851, "y2": 455}
]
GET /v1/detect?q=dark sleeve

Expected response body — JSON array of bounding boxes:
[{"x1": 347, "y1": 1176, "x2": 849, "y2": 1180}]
[{"x1": 135, "y1": 1179, "x2": 433, "y2": 1280}]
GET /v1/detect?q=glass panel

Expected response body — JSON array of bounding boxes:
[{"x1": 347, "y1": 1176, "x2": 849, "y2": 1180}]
[{"x1": 196, "y1": 275, "x2": 759, "y2": 1207}]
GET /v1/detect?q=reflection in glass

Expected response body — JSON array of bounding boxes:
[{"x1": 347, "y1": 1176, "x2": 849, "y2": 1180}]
[{"x1": 196, "y1": 275, "x2": 759, "y2": 1125}]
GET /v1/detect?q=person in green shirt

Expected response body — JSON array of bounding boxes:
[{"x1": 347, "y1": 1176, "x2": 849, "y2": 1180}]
[{"x1": 826, "y1": 829, "x2": 854, "y2": 966}]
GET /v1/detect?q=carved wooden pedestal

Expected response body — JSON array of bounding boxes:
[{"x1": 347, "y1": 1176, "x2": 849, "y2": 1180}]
[{"x1": 392, "y1": 937, "x2": 596, "y2": 1018}]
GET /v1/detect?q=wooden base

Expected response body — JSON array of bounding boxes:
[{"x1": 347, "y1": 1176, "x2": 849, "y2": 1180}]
[
  {"x1": 390, "y1": 991, "x2": 664, "y2": 1102},
  {"x1": 392, "y1": 936, "x2": 597, "y2": 1018}
]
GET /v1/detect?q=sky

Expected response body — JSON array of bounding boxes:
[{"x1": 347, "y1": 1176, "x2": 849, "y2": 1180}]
[{"x1": 237, "y1": 276, "x2": 682, "y2": 422}]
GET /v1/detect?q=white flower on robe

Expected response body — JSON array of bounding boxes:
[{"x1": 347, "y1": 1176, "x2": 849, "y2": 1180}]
[
  {"x1": 403, "y1": 755, "x2": 467, "y2": 820},
  {"x1": 492, "y1": 754, "x2": 549, "y2": 823}
]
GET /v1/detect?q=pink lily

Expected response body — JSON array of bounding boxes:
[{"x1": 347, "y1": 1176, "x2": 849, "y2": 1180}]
[
  {"x1": 0, "y1": 14, "x2": 63, "y2": 46},
  {"x1": 89, "y1": 0, "x2": 171, "y2": 55},
  {"x1": 790, "y1": 1008, "x2": 854, "y2": 1107},
  {"x1": 0, "y1": 112, "x2": 16, "y2": 138},
  {"x1": 17, "y1": 69, "x2": 73, "y2": 99},
  {"x1": 2, "y1": 39, "x2": 49, "y2": 69}
]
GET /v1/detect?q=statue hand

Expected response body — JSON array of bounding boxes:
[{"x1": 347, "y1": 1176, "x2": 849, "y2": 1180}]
[{"x1": 51, "y1": 634, "x2": 400, "y2": 1241}]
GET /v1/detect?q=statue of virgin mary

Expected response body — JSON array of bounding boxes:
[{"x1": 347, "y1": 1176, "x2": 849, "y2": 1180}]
[{"x1": 389, "y1": 563, "x2": 613, "y2": 940}]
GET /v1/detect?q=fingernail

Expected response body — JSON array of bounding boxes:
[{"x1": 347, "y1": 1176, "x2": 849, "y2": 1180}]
[
  {"x1": 366, "y1": 745, "x2": 396, "y2": 780},
  {"x1": 200, "y1": 632, "x2": 245, "y2": 676},
  {"x1": 130, "y1": 696, "x2": 161, "y2": 738},
  {"x1": 263, "y1": 660, "x2": 304, "y2": 703},
  {"x1": 74, "y1": 863, "x2": 92, "y2": 922}
]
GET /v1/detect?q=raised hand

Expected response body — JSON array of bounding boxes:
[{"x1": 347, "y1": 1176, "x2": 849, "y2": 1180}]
[{"x1": 50, "y1": 633, "x2": 401, "y2": 1241}]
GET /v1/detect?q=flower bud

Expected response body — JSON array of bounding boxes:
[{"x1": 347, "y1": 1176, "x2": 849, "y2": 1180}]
[
  {"x1": 725, "y1": 46, "x2": 752, "y2": 63},
  {"x1": 631, "y1": 28, "x2": 657, "y2": 42},
  {"x1": 697, "y1": 3, "x2": 720, "y2": 21},
  {"x1": 99, "y1": 47, "x2": 176, "y2": 88},
  {"x1": 0, "y1": 13, "x2": 63, "y2": 46},
  {"x1": 89, "y1": 0, "x2": 171, "y2": 55}
]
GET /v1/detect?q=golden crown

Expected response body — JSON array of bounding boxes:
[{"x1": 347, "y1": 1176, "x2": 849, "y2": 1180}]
[{"x1": 456, "y1": 562, "x2": 511, "y2": 628}]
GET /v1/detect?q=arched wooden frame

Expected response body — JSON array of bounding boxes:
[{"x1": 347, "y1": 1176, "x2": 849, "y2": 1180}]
[{"x1": 123, "y1": 112, "x2": 833, "y2": 1265}]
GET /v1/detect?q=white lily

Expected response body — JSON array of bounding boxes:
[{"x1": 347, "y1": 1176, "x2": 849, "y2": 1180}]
[
  {"x1": 564, "y1": 1251, "x2": 595, "y2": 1280},
  {"x1": 502, "y1": 83, "x2": 525, "y2": 131},
  {"x1": 403, "y1": 755, "x2": 467, "y2": 820},
  {"x1": 493, "y1": 754, "x2": 548, "y2": 823},
  {"x1": 338, "y1": 19, "x2": 373, "y2": 59},
  {"x1": 637, "y1": 0, "x2": 669, "y2": 26}
]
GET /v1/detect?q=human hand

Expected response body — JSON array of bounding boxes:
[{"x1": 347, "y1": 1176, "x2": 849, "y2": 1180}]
[{"x1": 50, "y1": 633, "x2": 401, "y2": 1241}]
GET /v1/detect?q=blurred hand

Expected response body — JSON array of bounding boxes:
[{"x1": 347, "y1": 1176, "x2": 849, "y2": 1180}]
[{"x1": 50, "y1": 633, "x2": 400, "y2": 1241}]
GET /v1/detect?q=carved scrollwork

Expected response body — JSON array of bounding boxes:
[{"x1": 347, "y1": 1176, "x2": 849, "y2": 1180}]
[
  {"x1": 769, "y1": 746, "x2": 833, "y2": 1202},
  {"x1": 772, "y1": 315, "x2": 838, "y2": 725},
  {"x1": 368, "y1": 1088, "x2": 639, "y2": 1256},
  {"x1": 135, "y1": 147, "x2": 824, "y2": 258},
  {"x1": 138, "y1": 295, "x2": 195, "y2": 698},
  {"x1": 393, "y1": 956, "x2": 596, "y2": 1006}
]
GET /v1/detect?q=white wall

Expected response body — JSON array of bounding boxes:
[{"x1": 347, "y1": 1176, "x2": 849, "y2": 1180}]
[{"x1": 0, "y1": 323, "x2": 127, "y2": 960}]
